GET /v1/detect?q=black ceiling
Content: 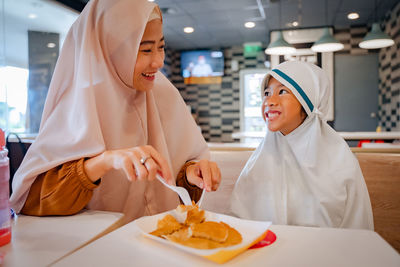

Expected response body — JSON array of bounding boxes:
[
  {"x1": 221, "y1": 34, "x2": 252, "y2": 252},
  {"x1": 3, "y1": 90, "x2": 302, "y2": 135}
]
[
  {"x1": 55, "y1": 0, "x2": 89, "y2": 12},
  {"x1": 52, "y1": 0, "x2": 400, "y2": 50}
]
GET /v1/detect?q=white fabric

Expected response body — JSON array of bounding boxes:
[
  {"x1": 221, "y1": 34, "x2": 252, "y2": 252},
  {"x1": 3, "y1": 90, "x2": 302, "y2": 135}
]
[
  {"x1": 10, "y1": 0, "x2": 209, "y2": 222},
  {"x1": 231, "y1": 61, "x2": 374, "y2": 230}
]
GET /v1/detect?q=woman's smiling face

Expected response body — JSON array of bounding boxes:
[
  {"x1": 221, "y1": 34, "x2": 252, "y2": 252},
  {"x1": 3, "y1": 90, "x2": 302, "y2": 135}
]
[
  {"x1": 262, "y1": 77, "x2": 306, "y2": 135},
  {"x1": 133, "y1": 19, "x2": 165, "y2": 92}
]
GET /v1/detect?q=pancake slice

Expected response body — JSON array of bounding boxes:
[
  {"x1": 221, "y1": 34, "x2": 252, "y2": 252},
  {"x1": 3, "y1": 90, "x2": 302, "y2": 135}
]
[
  {"x1": 150, "y1": 214, "x2": 183, "y2": 237},
  {"x1": 190, "y1": 221, "x2": 228, "y2": 243},
  {"x1": 220, "y1": 222, "x2": 242, "y2": 246}
]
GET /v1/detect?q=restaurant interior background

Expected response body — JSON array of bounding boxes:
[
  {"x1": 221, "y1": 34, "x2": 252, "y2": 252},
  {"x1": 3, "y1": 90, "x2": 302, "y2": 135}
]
[
  {"x1": 1, "y1": 1, "x2": 400, "y2": 261},
  {"x1": 0, "y1": 0, "x2": 399, "y2": 146}
]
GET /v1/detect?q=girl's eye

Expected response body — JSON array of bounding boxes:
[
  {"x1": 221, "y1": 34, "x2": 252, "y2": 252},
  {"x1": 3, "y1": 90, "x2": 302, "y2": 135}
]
[
  {"x1": 279, "y1": 89, "x2": 289, "y2": 95},
  {"x1": 264, "y1": 89, "x2": 271, "y2": 97},
  {"x1": 159, "y1": 44, "x2": 165, "y2": 50}
]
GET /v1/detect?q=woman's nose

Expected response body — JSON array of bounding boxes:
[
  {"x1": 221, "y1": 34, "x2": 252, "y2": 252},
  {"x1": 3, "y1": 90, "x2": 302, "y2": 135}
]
[{"x1": 151, "y1": 52, "x2": 164, "y2": 69}]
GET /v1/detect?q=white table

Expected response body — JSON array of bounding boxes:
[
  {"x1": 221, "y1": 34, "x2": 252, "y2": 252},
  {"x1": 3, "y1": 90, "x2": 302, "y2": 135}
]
[
  {"x1": 53, "y1": 223, "x2": 400, "y2": 267},
  {"x1": 0, "y1": 210, "x2": 124, "y2": 267}
]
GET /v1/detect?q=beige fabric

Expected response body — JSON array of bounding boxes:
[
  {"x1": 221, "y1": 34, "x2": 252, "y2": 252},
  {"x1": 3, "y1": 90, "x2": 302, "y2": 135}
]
[
  {"x1": 148, "y1": 7, "x2": 161, "y2": 21},
  {"x1": 10, "y1": 0, "x2": 209, "y2": 222}
]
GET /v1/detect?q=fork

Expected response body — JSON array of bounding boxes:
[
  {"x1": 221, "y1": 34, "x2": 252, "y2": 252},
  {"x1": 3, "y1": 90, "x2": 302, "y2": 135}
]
[
  {"x1": 197, "y1": 189, "x2": 205, "y2": 208},
  {"x1": 156, "y1": 173, "x2": 192, "y2": 206}
]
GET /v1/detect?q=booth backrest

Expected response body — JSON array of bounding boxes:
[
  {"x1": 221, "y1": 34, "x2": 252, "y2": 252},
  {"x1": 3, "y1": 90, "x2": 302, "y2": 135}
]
[
  {"x1": 355, "y1": 153, "x2": 400, "y2": 253},
  {"x1": 204, "y1": 150, "x2": 400, "y2": 253},
  {"x1": 201, "y1": 151, "x2": 253, "y2": 214}
]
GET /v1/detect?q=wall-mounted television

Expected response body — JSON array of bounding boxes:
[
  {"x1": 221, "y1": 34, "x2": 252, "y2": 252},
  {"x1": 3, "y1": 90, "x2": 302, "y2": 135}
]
[{"x1": 181, "y1": 50, "x2": 224, "y2": 84}]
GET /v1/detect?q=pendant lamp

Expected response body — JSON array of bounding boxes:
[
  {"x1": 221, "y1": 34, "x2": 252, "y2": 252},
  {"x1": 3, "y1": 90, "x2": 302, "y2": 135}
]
[
  {"x1": 265, "y1": 1, "x2": 296, "y2": 55},
  {"x1": 359, "y1": 22, "x2": 394, "y2": 49},
  {"x1": 359, "y1": 0, "x2": 394, "y2": 49},
  {"x1": 311, "y1": 0, "x2": 343, "y2": 53},
  {"x1": 311, "y1": 27, "x2": 344, "y2": 52},
  {"x1": 265, "y1": 31, "x2": 296, "y2": 55}
]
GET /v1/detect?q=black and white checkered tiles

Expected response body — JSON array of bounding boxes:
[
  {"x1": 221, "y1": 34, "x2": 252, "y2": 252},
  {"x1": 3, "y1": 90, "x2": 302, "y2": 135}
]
[
  {"x1": 378, "y1": 1, "x2": 400, "y2": 131},
  {"x1": 335, "y1": 26, "x2": 369, "y2": 55},
  {"x1": 164, "y1": 46, "x2": 266, "y2": 142},
  {"x1": 162, "y1": 6, "x2": 399, "y2": 140}
]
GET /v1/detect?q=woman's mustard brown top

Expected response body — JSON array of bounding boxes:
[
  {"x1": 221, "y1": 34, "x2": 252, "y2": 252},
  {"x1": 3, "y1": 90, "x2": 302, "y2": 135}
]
[{"x1": 21, "y1": 160, "x2": 202, "y2": 216}]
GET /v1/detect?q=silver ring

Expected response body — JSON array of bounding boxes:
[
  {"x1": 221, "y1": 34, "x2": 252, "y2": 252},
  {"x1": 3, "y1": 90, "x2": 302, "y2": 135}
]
[{"x1": 140, "y1": 155, "x2": 150, "y2": 165}]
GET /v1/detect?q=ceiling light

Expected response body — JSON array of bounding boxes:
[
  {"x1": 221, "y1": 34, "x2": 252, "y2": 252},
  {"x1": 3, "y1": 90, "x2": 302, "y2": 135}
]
[
  {"x1": 265, "y1": 31, "x2": 296, "y2": 55},
  {"x1": 359, "y1": 23, "x2": 395, "y2": 49},
  {"x1": 311, "y1": 0, "x2": 343, "y2": 53},
  {"x1": 244, "y1": 22, "x2": 256, "y2": 28},
  {"x1": 28, "y1": 13, "x2": 37, "y2": 19},
  {"x1": 183, "y1": 27, "x2": 194, "y2": 33},
  {"x1": 292, "y1": 21, "x2": 299, "y2": 27},
  {"x1": 47, "y1": 43, "x2": 56, "y2": 48},
  {"x1": 311, "y1": 28, "x2": 344, "y2": 52},
  {"x1": 265, "y1": 1, "x2": 296, "y2": 55},
  {"x1": 347, "y1": 12, "x2": 359, "y2": 20},
  {"x1": 148, "y1": 0, "x2": 155, "y2": 2}
]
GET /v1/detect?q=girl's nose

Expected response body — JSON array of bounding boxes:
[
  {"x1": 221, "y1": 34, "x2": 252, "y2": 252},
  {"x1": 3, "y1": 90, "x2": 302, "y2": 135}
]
[{"x1": 267, "y1": 94, "x2": 279, "y2": 106}]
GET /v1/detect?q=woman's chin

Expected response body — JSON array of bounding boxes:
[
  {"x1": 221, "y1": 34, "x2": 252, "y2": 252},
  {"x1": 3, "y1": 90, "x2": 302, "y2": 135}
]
[{"x1": 134, "y1": 84, "x2": 153, "y2": 92}]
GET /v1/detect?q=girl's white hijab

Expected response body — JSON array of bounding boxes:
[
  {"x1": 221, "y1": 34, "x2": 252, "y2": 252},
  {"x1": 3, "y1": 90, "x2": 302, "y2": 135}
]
[
  {"x1": 10, "y1": 0, "x2": 209, "y2": 221},
  {"x1": 231, "y1": 61, "x2": 373, "y2": 229}
]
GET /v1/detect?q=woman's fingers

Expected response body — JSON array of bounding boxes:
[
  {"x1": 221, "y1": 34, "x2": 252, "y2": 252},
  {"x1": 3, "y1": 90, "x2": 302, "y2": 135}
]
[
  {"x1": 198, "y1": 160, "x2": 212, "y2": 192},
  {"x1": 144, "y1": 158, "x2": 158, "y2": 181},
  {"x1": 187, "y1": 160, "x2": 221, "y2": 191},
  {"x1": 186, "y1": 165, "x2": 204, "y2": 189},
  {"x1": 210, "y1": 161, "x2": 221, "y2": 191},
  {"x1": 106, "y1": 145, "x2": 171, "y2": 183},
  {"x1": 145, "y1": 146, "x2": 172, "y2": 184},
  {"x1": 121, "y1": 157, "x2": 137, "y2": 181},
  {"x1": 131, "y1": 150, "x2": 148, "y2": 181}
]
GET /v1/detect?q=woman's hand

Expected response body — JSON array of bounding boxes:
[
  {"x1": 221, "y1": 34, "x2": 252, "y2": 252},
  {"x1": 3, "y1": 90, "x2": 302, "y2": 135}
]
[
  {"x1": 186, "y1": 160, "x2": 221, "y2": 192},
  {"x1": 84, "y1": 145, "x2": 172, "y2": 184}
]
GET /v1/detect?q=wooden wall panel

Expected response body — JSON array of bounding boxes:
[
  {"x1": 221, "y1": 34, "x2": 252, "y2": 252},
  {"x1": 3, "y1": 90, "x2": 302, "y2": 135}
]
[{"x1": 356, "y1": 153, "x2": 400, "y2": 253}]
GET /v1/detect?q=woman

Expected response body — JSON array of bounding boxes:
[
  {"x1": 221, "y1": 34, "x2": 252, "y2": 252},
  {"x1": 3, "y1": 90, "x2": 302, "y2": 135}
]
[
  {"x1": 230, "y1": 61, "x2": 373, "y2": 229},
  {"x1": 10, "y1": 0, "x2": 220, "y2": 222}
]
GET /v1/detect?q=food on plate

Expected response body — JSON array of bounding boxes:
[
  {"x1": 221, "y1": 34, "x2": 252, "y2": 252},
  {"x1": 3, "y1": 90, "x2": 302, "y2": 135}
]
[
  {"x1": 150, "y1": 203, "x2": 242, "y2": 249},
  {"x1": 185, "y1": 206, "x2": 205, "y2": 225},
  {"x1": 191, "y1": 221, "x2": 228, "y2": 242},
  {"x1": 176, "y1": 202, "x2": 205, "y2": 225},
  {"x1": 220, "y1": 222, "x2": 243, "y2": 246},
  {"x1": 150, "y1": 214, "x2": 182, "y2": 237}
]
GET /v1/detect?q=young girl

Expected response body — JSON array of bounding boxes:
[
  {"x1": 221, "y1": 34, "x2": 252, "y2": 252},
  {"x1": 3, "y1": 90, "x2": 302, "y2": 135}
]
[
  {"x1": 10, "y1": 0, "x2": 220, "y2": 222},
  {"x1": 230, "y1": 61, "x2": 373, "y2": 229}
]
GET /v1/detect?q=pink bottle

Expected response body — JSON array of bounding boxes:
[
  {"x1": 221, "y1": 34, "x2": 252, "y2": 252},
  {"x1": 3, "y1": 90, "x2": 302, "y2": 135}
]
[{"x1": 0, "y1": 129, "x2": 11, "y2": 246}]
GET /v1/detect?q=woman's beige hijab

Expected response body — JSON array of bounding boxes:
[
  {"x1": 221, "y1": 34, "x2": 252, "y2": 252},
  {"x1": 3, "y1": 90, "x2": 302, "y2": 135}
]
[{"x1": 10, "y1": 0, "x2": 209, "y2": 222}]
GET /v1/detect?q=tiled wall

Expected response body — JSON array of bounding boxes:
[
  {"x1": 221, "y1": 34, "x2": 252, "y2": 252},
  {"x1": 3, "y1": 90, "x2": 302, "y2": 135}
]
[
  {"x1": 164, "y1": 16, "x2": 399, "y2": 141},
  {"x1": 378, "y1": 1, "x2": 400, "y2": 131},
  {"x1": 335, "y1": 26, "x2": 369, "y2": 55},
  {"x1": 164, "y1": 47, "x2": 267, "y2": 142}
]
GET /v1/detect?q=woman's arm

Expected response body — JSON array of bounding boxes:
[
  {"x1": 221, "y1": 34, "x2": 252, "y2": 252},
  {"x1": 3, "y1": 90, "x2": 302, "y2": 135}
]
[{"x1": 21, "y1": 158, "x2": 99, "y2": 216}]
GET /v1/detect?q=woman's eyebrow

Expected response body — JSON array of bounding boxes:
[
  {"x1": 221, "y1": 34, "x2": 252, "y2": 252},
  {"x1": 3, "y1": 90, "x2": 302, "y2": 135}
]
[{"x1": 140, "y1": 36, "x2": 165, "y2": 46}]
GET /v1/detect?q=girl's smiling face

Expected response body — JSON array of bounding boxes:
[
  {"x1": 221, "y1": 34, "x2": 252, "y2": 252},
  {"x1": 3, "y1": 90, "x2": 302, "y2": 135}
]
[
  {"x1": 262, "y1": 77, "x2": 306, "y2": 135},
  {"x1": 133, "y1": 19, "x2": 165, "y2": 91}
]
